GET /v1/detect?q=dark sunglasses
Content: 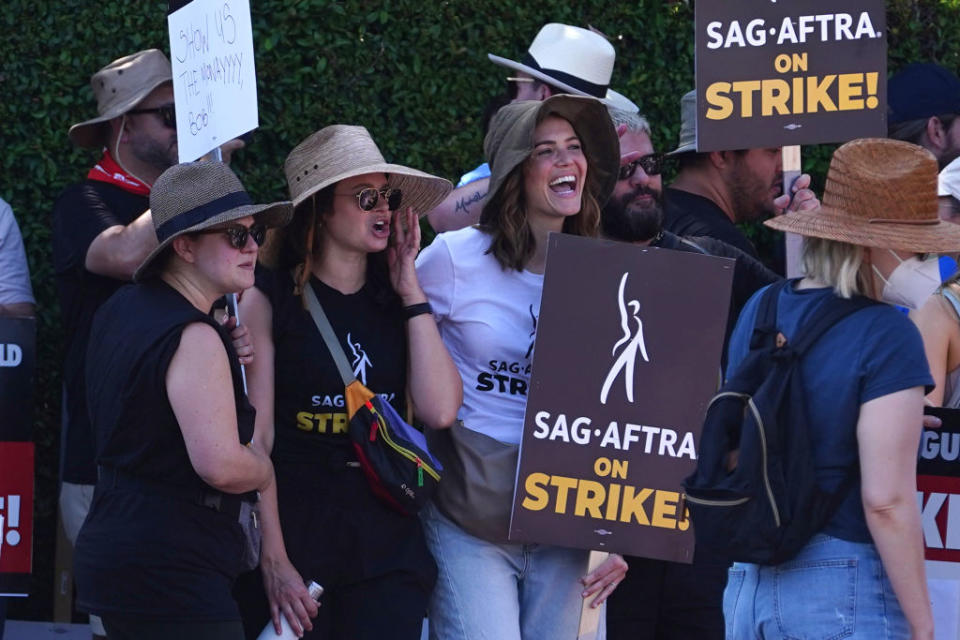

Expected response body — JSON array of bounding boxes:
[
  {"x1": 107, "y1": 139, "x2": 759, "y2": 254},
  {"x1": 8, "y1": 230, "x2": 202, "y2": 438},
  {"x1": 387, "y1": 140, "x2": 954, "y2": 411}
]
[
  {"x1": 128, "y1": 103, "x2": 176, "y2": 129},
  {"x1": 195, "y1": 223, "x2": 266, "y2": 249},
  {"x1": 618, "y1": 153, "x2": 665, "y2": 181},
  {"x1": 339, "y1": 186, "x2": 403, "y2": 212}
]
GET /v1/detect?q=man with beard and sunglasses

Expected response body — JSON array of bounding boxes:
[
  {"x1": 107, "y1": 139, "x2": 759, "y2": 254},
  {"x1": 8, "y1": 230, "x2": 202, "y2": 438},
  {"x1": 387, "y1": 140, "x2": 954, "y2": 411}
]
[
  {"x1": 603, "y1": 107, "x2": 781, "y2": 640},
  {"x1": 661, "y1": 90, "x2": 818, "y2": 275},
  {"x1": 50, "y1": 50, "x2": 245, "y2": 639}
]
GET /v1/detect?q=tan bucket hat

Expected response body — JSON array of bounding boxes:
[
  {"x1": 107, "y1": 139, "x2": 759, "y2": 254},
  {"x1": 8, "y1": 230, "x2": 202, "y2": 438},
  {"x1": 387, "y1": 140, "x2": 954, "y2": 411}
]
[
  {"x1": 765, "y1": 138, "x2": 960, "y2": 253},
  {"x1": 69, "y1": 49, "x2": 173, "y2": 148},
  {"x1": 134, "y1": 162, "x2": 293, "y2": 282},
  {"x1": 283, "y1": 124, "x2": 452, "y2": 214},
  {"x1": 483, "y1": 95, "x2": 619, "y2": 210},
  {"x1": 488, "y1": 23, "x2": 638, "y2": 113}
]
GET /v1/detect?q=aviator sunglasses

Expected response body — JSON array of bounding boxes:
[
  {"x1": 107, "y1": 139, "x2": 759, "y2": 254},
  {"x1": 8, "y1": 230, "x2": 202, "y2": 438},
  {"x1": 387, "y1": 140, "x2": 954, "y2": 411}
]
[
  {"x1": 618, "y1": 153, "x2": 665, "y2": 181},
  {"x1": 127, "y1": 103, "x2": 176, "y2": 130},
  {"x1": 337, "y1": 186, "x2": 403, "y2": 212},
  {"x1": 195, "y1": 223, "x2": 267, "y2": 249}
]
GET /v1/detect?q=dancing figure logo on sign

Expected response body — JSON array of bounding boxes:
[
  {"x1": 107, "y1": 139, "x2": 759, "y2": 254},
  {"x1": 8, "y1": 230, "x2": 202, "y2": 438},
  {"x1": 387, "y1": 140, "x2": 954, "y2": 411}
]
[{"x1": 600, "y1": 272, "x2": 650, "y2": 405}]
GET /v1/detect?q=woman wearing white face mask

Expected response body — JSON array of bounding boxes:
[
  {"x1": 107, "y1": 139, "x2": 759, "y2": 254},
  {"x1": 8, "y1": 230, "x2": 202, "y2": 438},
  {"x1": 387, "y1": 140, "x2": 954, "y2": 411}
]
[{"x1": 722, "y1": 139, "x2": 960, "y2": 640}]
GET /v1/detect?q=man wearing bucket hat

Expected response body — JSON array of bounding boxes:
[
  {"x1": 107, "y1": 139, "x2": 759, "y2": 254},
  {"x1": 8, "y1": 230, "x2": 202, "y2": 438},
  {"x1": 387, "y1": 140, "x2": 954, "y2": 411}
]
[
  {"x1": 662, "y1": 90, "x2": 818, "y2": 273},
  {"x1": 51, "y1": 48, "x2": 177, "y2": 639},
  {"x1": 75, "y1": 161, "x2": 291, "y2": 639},
  {"x1": 51, "y1": 49, "x2": 246, "y2": 637},
  {"x1": 888, "y1": 62, "x2": 960, "y2": 169},
  {"x1": 427, "y1": 23, "x2": 637, "y2": 233}
]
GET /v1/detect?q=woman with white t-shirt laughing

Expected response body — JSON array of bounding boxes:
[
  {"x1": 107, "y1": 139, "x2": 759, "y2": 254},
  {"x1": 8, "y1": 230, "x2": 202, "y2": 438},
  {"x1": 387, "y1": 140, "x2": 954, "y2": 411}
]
[{"x1": 416, "y1": 95, "x2": 627, "y2": 639}]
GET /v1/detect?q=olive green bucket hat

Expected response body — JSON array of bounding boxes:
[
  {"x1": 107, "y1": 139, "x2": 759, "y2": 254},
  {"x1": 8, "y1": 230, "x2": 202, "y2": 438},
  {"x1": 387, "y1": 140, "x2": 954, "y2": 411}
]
[{"x1": 483, "y1": 95, "x2": 619, "y2": 209}]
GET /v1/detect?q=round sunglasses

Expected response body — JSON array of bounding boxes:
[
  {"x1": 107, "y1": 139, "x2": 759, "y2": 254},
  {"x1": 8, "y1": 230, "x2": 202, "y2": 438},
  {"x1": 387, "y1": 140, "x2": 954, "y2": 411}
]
[
  {"x1": 336, "y1": 186, "x2": 403, "y2": 211},
  {"x1": 618, "y1": 153, "x2": 665, "y2": 181},
  {"x1": 194, "y1": 223, "x2": 267, "y2": 249}
]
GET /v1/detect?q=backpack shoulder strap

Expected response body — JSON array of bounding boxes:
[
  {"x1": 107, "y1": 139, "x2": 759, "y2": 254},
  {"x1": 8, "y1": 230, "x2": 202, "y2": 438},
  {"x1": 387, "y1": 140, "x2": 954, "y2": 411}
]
[
  {"x1": 749, "y1": 279, "x2": 791, "y2": 349},
  {"x1": 302, "y1": 281, "x2": 357, "y2": 386},
  {"x1": 788, "y1": 292, "x2": 878, "y2": 356}
]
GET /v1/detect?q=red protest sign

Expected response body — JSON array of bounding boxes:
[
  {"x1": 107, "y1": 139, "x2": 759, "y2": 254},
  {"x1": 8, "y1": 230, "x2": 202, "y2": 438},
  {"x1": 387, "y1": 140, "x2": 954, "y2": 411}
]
[{"x1": 0, "y1": 441, "x2": 34, "y2": 596}]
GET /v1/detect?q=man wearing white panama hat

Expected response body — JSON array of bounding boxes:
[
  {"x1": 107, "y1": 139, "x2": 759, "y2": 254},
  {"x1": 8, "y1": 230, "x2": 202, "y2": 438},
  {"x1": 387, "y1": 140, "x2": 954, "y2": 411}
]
[{"x1": 427, "y1": 23, "x2": 636, "y2": 233}]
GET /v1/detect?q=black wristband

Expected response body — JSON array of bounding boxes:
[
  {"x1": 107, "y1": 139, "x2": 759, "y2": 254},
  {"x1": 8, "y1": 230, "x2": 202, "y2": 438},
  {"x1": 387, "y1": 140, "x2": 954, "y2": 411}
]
[{"x1": 403, "y1": 302, "x2": 432, "y2": 320}]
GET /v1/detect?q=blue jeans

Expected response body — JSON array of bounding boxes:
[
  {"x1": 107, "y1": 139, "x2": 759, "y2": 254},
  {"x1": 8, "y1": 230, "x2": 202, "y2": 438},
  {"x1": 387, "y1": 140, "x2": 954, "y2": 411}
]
[
  {"x1": 421, "y1": 502, "x2": 602, "y2": 640},
  {"x1": 723, "y1": 534, "x2": 909, "y2": 639}
]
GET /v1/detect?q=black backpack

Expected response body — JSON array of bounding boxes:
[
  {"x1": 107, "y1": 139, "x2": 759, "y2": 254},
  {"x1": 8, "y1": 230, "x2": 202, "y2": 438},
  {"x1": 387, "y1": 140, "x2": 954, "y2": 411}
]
[{"x1": 682, "y1": 279, "x2": 877, "y2": 565}]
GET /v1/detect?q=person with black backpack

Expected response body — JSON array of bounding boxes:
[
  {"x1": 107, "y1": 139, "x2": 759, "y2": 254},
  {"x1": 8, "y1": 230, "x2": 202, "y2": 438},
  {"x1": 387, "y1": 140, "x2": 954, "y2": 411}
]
[{"x1": 686, "y1": 138, "x2": 960, "y2": 640}]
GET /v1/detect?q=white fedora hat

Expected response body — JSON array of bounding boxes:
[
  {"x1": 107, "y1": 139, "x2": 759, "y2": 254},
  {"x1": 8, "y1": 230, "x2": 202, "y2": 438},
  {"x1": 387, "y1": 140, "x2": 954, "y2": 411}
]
[{"x1": 488, "y1": 23, "x2": 639, "y2": 113}]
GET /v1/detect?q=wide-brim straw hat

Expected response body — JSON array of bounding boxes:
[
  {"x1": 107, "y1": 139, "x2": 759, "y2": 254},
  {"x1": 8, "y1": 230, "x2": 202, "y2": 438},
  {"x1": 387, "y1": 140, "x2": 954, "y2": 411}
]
[
  {"x1": 284, "y1": 125, "x2": 452, "y2": 214},
  {"x1": 483, "y1": 95, "x2": 619, "y2": 209},
  {"x1": 134, "y1": 162, "x2": 293, "y2": 282},
  {"x1": 69, "y1": 49, "x2": 173, "y2": 149},
  {"x1": 765, "y1": 138, "x2": 960, "y2": 253},
  {"x1": 488, "y1": 23, "x2": 638, "y2": 113}
]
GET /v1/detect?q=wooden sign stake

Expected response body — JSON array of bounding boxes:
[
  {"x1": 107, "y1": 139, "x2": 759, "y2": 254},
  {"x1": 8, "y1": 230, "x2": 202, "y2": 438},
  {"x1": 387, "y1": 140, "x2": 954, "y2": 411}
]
[{"x1": 577, "y1": 550, "x2": 610, "y2": 640}]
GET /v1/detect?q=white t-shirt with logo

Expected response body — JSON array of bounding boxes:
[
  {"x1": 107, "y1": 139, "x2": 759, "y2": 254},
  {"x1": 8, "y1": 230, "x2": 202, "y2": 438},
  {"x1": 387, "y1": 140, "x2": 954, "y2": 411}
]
[{"x1": 416, "y1": 226, "x2": 543, "y2": 445}]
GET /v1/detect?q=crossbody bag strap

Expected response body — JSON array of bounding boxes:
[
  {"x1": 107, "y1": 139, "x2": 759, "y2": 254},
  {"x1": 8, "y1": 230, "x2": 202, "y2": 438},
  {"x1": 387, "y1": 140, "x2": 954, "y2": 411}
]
[{"x1": 302, "y1": 281, "x2": 357, "y2": 387}]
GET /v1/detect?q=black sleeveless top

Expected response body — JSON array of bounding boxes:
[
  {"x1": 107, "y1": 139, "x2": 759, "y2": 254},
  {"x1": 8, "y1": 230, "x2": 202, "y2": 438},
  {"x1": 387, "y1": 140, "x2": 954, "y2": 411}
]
[{"x1": 75, "y1": 279, "x2": 254, "y2": 621}]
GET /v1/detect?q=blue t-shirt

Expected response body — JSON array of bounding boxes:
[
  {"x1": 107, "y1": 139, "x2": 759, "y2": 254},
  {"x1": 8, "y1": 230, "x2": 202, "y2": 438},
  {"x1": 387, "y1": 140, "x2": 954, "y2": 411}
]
[{"x1": 727, "y1": 282, "x2": 933, "y2": 543}]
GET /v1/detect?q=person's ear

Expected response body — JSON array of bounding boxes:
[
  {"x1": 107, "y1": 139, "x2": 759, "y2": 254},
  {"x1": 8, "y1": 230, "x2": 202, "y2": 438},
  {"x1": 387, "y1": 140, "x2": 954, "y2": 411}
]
[
  {"x1": 926, "y1": 116, "x2": 948, "y2": 152},
  {"x1": 171, "y1": 235, "x2": 197, "y2": 264}
]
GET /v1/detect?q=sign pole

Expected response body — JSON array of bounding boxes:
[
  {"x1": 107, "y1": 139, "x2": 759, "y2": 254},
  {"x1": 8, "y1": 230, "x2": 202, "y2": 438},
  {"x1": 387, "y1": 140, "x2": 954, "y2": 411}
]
[
  {"x1": 782, "y1": 145, "x2": 803, "y2": 278},
  {"x1": 576, "y1": 550, "x2": 609, "y2": 640}
]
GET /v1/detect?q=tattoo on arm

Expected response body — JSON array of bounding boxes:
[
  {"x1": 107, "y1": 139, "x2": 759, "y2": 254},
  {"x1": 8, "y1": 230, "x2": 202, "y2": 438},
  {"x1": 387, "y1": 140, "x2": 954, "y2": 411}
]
[{"x1": 454, "y1": 189, "x2": 487, "y2": 214}]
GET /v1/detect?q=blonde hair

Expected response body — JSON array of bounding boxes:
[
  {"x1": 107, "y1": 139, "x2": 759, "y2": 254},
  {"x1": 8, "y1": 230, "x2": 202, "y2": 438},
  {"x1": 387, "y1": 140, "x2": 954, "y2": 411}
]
[{"x1": 800, "y1": 236, "x2": 866, "y2": 298}]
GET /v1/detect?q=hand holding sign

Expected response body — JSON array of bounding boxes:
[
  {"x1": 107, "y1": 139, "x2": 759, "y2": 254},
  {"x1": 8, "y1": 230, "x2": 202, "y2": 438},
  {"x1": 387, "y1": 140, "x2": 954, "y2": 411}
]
[{"x1": 168, "y1": 0, "x2": 258, "y2": 162}]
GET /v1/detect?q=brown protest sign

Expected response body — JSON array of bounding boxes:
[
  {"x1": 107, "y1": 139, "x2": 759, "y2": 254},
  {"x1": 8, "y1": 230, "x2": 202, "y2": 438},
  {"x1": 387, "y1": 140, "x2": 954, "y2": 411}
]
[
  {"x1": 695, "y1": 1, "x2": 886, "y2": 151},
  {"x1": 508, "y1": 234, "x2": 733, "y2": 562}
]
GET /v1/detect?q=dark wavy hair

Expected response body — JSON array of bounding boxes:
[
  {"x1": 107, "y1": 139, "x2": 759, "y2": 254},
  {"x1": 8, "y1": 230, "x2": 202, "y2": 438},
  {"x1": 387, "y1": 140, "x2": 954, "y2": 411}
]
[
  {"x1": 479, "y1": 154, "x2": 602, "y2": 271},
  {"x1": 272, "y1": 185, "x2": 398, "y2": 309}
]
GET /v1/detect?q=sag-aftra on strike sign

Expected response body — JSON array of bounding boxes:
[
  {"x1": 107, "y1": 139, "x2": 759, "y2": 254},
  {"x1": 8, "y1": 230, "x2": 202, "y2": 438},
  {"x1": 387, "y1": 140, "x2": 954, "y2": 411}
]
[
  {"x1": 695, "y1": 1, "x2": 886, "y2": 151},
  {"x1": 508, "y1": 235, "x2": 733, "y2": 562}
]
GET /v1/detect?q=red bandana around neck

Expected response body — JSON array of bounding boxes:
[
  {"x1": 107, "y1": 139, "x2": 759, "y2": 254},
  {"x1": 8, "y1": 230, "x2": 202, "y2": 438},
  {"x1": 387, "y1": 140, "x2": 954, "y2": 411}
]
[{"x1": 87, "y1": 150, "x2": 151, "y2": 196}]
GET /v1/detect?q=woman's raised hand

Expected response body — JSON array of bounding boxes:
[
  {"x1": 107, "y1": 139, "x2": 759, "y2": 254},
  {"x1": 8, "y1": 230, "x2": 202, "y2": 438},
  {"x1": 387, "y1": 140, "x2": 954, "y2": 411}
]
[{"x1": 388, "y1": 207, "x2": 427, "y2": 305}]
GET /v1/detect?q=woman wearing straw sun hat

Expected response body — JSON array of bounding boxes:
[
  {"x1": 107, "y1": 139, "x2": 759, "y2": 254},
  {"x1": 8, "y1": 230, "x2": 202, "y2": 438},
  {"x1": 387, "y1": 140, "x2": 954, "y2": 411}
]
[
  {"x1": 73, "y1": 161, "x2": 292, "y2": 640},
  {"x1": 414, "y1": 94, "x2": 627, "y2": 639},
  {"x1": 721, "y1": 138, "x2": 960, "y2": 640},
  {"x1": 235, "y1": 125, "x2": 461, "y2": 639}
]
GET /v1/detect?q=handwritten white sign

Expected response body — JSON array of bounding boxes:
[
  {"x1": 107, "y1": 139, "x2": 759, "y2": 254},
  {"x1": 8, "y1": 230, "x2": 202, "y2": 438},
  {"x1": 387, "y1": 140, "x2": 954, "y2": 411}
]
[{"x1": 167, "y1": 0, "x2": 258, "y2": 162}]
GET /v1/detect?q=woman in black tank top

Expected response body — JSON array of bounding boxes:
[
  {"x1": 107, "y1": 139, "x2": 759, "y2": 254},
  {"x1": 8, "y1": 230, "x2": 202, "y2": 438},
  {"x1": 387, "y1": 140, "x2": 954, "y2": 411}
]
[
  {"x1": 75, "y1": 162, "x2": 291, "y2": 640},
  {"x1": 236, "y1": 126, "x2": 461, "y2": 639}
]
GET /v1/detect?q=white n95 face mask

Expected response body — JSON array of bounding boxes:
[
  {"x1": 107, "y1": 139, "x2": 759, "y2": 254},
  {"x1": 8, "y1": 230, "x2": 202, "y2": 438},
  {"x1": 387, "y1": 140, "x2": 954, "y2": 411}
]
[{"x1": 872, "y1": 251, "x2": 941, "y2": 309}]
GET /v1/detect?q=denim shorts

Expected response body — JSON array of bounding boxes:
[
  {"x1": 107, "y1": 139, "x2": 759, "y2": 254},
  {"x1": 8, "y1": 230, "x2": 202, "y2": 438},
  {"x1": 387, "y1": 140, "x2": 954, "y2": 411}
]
[{"x1": 723, "y1": 534, "x2": 909, "y2": 639}]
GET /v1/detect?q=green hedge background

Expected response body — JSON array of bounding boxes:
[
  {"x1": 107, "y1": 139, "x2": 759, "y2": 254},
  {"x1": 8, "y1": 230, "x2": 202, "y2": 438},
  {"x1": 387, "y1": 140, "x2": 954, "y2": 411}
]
[{"x1": 3, "y1": 0, "x2": 959, "y2": 621}]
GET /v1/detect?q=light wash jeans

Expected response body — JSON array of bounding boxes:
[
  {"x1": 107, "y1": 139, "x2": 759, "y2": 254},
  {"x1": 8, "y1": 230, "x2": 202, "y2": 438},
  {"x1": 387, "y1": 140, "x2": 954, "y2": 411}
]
[
  {"x1": 723, "y1": 534, "x2": 909, "y2": 639},
  {"x1": 421, "y1": 502, "x2": 603, "y2": 640}
]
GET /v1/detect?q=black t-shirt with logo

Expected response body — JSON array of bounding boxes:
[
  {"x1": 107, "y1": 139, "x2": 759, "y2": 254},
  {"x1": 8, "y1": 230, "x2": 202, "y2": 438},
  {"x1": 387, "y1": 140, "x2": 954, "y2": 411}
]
[
  {"x1": 263, "y1": 269, "x2": 407, "y2": 463},
  {"x1": 252, "y1": 267, "x2": 435, "y2": 593},
  {"x1": 52, "y1": 181, "x2": 148, "y2": 484}
]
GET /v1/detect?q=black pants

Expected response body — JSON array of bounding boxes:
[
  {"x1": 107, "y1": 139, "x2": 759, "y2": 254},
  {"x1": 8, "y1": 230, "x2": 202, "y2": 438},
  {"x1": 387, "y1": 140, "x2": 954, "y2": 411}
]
[
  {"x1": 102, "y1": 616, "x2": 244, "y2": 640},
  {"x1": 607, "y1": 556, "x2": 728, "y2": 640},
  {"x1": 234, "y1": 461, "x2": 433, "y2": 640},
  {"x1": 235, "y1": 569, "x2": 426, "y2": 640}
]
